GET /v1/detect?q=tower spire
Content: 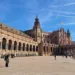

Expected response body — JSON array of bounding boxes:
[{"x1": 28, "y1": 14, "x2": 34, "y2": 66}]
[
  {"x1": 33, "y1": 16, "x2": 40, "y2": 29},
  {"x1": 35, "y1": 16, "x2": 39, "y2": 23},
  {"x1": 67, "y1": 29, "x2": 70, "y2": 38}
]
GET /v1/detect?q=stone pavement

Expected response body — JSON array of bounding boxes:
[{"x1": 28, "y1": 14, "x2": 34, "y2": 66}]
[{"x1": 0, "y1": 56, "x2": 75, "y2": 75}]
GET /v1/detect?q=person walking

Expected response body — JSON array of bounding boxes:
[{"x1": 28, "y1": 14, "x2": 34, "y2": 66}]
[
  {"x1": 54, "y1": 49, "x2": 57, "y2": 60},
  {"x1": 4, "y1": 54, "x2": 9, "y2": 67},
  {"x1": 65, "y1": 51, "x2": 68, "y2": 58},
  {"x1": 54, "y1": 54, "x2": 56, "y2": 60}
]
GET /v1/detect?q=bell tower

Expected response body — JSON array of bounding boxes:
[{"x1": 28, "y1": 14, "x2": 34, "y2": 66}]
[{"x1": 33, "y1": 16, "x2": 42, "y2": 43}]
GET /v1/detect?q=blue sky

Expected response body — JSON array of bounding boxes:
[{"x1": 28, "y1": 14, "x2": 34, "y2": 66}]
[{"x1": 0, "y1": 0, "x2": 75, "y2": 41}]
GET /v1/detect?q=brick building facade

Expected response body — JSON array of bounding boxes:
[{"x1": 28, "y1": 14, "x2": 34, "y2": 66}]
[{"x1": 0, "y1": 17, "x2": 73, "y2": 57}]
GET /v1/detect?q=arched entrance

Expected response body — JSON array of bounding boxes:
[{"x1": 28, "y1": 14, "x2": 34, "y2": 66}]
[
  {"x1": 30, "y1": 45, "x2": 32, "y2": 51},
  {"x1": 51, "y1": 47, "x2": 52, "y2": 52},
  {"x1": 26, "y1": 44, "x2": 29, "y2": 51},
  {"x1": 14, "y1": 41, "x2": 17, "y2": 51},
  {"x1": 33, "y1": 45, "x2": 35, "y2": 52},
  {"x1": 2, "y1": 38, "x2": 7, "y2": 50},
  {"x1": 8, "y1": 40, "x2": 12, "y2": 50},
  {"x1": 46, "y1": 46, "x2": 48, "y2": 53},
  {"x1": 43, "y1": 46, "x2": 45, "y2": 53},
  {"x1": 18, "y1": 42, "x2": 21, "y2": 51},
  {"x1": 36, "y1": 46, "x2": 38, "y2": 52},
  {"x1": 23, "y1": 43, "x2": 25, "y2": 51}
]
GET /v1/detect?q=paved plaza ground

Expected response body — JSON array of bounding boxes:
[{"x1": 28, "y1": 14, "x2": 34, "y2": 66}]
[{"x1": 0, "y1": 56, "x2": 75, "y2": 75}]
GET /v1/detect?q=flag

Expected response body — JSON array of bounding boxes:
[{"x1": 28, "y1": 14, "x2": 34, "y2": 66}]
[{"x1": 61, "y1": 22, "x2": 64, "y2": 25}]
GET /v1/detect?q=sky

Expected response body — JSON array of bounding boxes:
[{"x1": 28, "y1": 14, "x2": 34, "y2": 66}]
[{"x1": 0, "y1": 0, "x2": 75, "y2": 41}]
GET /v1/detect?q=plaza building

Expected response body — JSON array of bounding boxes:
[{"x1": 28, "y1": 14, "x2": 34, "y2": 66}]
[{"x1": 0, "y1": 17, "x2": 74, "y2": 57}]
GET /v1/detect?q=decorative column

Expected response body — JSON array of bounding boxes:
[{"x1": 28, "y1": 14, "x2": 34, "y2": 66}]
[
  {"x1": 0, "y1": 41, "x2": 2, "y2": 55},
  {"x1": 24, "y1": 44, "x2": 26, "y2": 54},
  {"x1": 49, "y1": 45, "x2": 50, "y2": 55},
  {"x1": 35, "y1": 46, "x2": 36, "y2": 52},
  {"x1": 25, "y1": 44, "x2": 27, "y2": 55},
  {"x1": 21, "y1": 43, "x2": 23, "y2": 56},
  {"x1": 24, "y1": 44, "x2": 26, "y2": 55},
  {"x1": 31, "y1": 45, "x2": 33, "y2": 55},
  {"x1": 48, "y1": 46, "x2": 50, "y2": 56},
  {"x1": 46, "y1": 46, "x2": 47, "y2": 55},
  {"x1": 11, "y1": 42, "x2": 14, "y2": 54},
  {"x1": 6, "y1": 40, "x2": 9, "y2": 54},
  {"x1": 0, "y1": 24, "x2": 2, "y2": 55},
  {"x1": 50, "y1": 46, "x2": 52, "y2": 55},
  {"x1": 28, "y1": 45, "x2": 30, "y2": 55},
  {"x1": 52, "y1": 44, "x2": 53, "y2": 55},
  {"x1": 35, "y1": 46, "x2": 36, "y2": 56}
]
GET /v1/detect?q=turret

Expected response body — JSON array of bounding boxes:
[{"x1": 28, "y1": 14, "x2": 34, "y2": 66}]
[
  {"x1": 67, "y1": 29, "x2": 70, "y2": 38},
  {"x1": 67, "y1": 29, "x2": 71, "y2": 45},
  {"x1": 33, "y1": 16, "x2": 40, "y2": 29}
]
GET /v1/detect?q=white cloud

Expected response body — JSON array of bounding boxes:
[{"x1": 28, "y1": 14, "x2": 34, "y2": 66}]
[
  {"x1": 56, "y1": 14, "x2": 75, "y2": 18},
  {"x1": 50, "y1": 2, "x2": 75, "y2": 8},
  {"x1": 63, "y1": 23, "x2": 75, "y2": 26},
  {"x1": 58, "y1": 22, "x2": 75, "y2": 26},
  {"x1": 50, "y1": 5, "x2": 58, "y2": 8},
  {"x1": 54, "y1": 10, "x2": 75, "y2": 15},
  {"x1": 64, "y1": 2, "x2": 75, "y2": 6}
]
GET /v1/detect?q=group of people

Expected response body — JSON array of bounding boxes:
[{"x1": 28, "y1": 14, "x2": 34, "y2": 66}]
[
  {"x1": 2, "y1": 51, "x2": 70, "y2": 67},
  {"x1": 54, "y1": 53, "x2": 68, "y2": 60}
]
